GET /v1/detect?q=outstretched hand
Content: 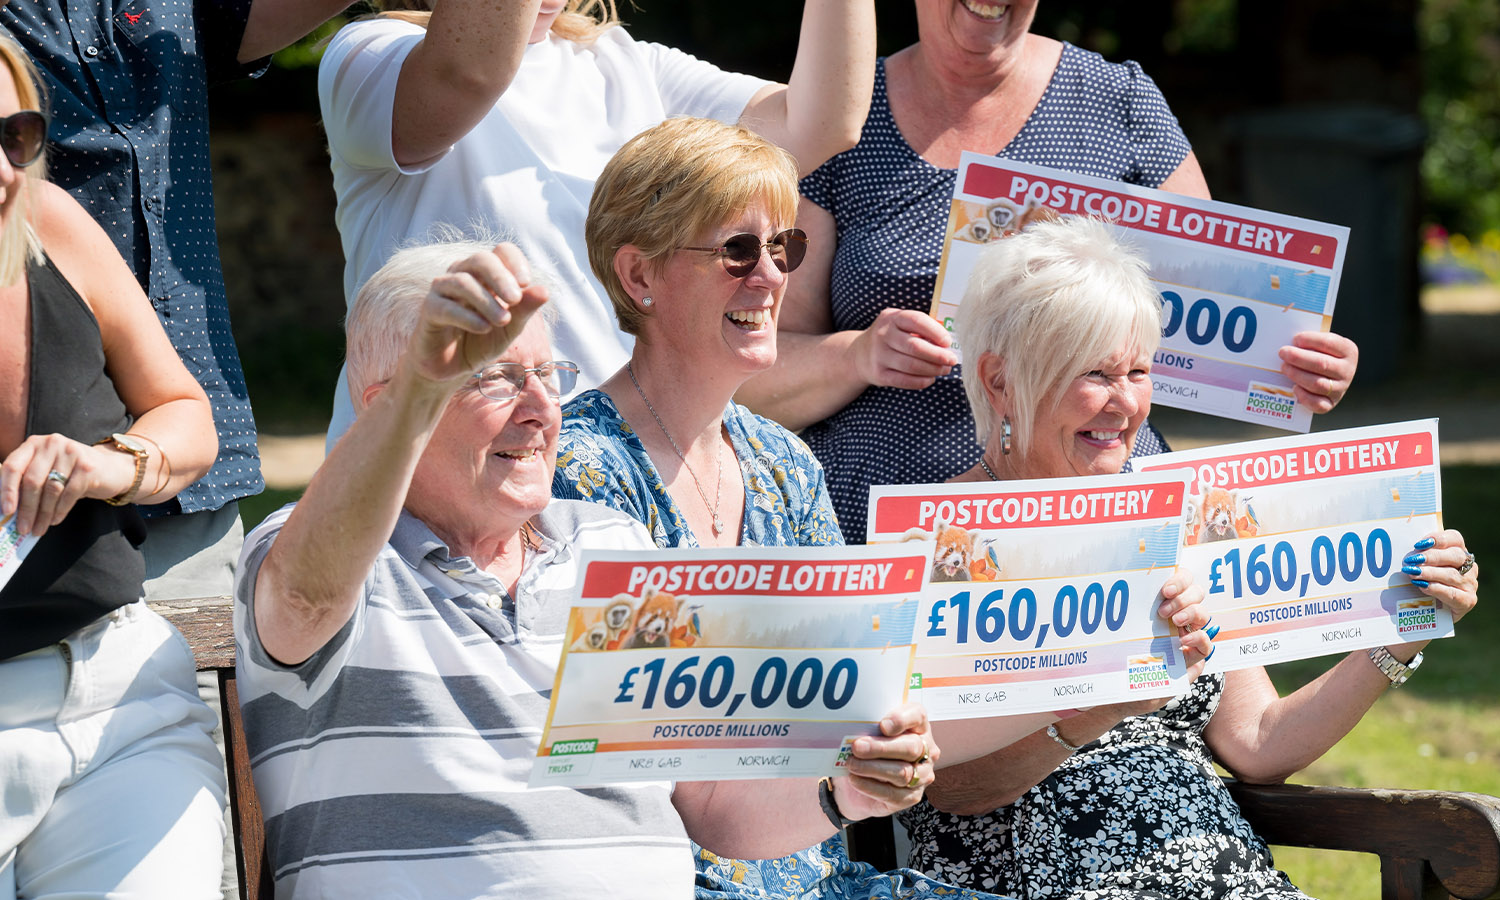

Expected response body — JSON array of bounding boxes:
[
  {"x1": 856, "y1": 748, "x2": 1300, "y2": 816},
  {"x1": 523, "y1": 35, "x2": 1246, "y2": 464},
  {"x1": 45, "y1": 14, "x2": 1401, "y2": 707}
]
[
  {"x1": 831, "y1": 701, "x2": 939, "y2": 821},
  {"x1": 406, "y1": 243, "x2": 549, "y2": 387}
]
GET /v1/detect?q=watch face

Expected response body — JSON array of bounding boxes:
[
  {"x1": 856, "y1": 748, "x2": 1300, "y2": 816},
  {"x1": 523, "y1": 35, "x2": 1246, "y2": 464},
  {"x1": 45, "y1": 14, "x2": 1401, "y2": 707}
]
[{"x1": 112, "y1": 433, "x2": 147, "y2": 454}]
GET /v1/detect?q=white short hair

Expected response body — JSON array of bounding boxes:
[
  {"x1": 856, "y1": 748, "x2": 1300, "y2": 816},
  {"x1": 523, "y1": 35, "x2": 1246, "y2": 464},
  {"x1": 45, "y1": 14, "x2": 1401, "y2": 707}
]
[
  {"x1": 956, "y1": 216, "x2": 1162, "y2": 448},
  {"x1": 345, "y1": 230, "x2": 554, "y2": 407}
]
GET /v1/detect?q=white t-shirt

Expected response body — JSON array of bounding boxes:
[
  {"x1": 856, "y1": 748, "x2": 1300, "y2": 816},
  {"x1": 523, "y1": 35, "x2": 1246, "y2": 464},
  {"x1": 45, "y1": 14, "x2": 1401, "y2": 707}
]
[{"x1": 320, "y1": 19, "x2": 770, "y2": 441}]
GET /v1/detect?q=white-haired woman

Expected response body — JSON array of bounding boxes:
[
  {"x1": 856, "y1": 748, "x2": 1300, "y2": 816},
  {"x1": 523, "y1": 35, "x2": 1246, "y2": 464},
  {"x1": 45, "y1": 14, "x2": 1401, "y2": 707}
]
[
  {"x1": 0, "y1": 34, "x2": 224, "y2": 897},
  {"x1": 320, "y1": 0, "x2": 874, "y2": 443},
  {"x1": 899, "y1": 216, "x2": 1478, "y2": 900}
]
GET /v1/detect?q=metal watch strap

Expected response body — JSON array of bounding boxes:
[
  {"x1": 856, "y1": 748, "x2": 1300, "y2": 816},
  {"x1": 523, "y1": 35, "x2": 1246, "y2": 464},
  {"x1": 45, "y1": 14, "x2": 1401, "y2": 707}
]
[
  {"x1": 99, "y1": 434, "x2": 148, "y2": 506},
  {"x1": 1367, "y1": 646, "x2": 1423, "y2": 687}
]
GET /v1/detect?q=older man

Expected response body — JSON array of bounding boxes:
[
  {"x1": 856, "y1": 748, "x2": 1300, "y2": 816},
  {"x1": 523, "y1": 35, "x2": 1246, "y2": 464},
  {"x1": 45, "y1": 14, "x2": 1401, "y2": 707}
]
[{"x1": 233, "y1": 241, "x2": 935, "y2": 899}]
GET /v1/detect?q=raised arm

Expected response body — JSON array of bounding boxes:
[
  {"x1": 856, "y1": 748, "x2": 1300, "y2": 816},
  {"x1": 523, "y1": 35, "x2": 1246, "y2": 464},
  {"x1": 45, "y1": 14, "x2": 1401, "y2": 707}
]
[
  {"x1": 238, "y1": 0, "x2": 359, "y2": 63},
  {"x1": 737, "y1": 197, "x2": 958, "y2": 429},
  {"x1": 1206, "y1": 530, "x2": 1478, "y2": 783},
  {"x1": 1, "y1": 184, "x2": 217, "y2": 537},
  {"x1": 253, "y1": 245, "x2": 546, "y2": 665},
  {"x1": 738, "y1": 1, "x2": 875, "y2": 176},
  {"x1": 386, "y1": 0, "x2": 544, "y2": 166}
]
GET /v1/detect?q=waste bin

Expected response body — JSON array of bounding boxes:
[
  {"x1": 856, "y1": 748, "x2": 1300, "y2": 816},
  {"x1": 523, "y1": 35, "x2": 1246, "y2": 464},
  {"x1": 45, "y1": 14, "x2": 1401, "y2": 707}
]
[{"x1": 1235, "y1": 106, "x2": 1426, "y2": 383}]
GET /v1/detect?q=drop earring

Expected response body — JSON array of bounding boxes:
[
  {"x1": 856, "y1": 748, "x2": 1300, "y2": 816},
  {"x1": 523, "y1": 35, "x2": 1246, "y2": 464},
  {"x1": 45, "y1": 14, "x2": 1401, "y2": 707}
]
[{"x1": 1000, "y1": 416, "x2": 1013, "y2": 455}]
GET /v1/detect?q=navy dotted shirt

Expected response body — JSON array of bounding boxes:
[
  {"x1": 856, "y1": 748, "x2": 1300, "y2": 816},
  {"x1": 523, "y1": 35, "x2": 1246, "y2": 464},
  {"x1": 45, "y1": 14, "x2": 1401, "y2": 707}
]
[
  {"x1": 2, "y1": 0, "x2": 265, "y2": 516},
  {"x1": 800, "y1": 47, "x2": 1189, "y2": 543}
]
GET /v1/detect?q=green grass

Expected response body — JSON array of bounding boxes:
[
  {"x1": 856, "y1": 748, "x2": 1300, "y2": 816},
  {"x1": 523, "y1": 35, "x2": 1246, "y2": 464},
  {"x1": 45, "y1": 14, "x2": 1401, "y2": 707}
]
[{"x1": 1263, "y1": 463, "x2": 1500, "y2": 897}]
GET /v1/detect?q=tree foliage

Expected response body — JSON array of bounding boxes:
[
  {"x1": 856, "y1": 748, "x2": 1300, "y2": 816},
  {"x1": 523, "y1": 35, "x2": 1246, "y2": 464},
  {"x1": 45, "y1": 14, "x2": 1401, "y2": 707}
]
[{"x1": 1420, "y1": 0, "x2": 1500, "y2": 235}]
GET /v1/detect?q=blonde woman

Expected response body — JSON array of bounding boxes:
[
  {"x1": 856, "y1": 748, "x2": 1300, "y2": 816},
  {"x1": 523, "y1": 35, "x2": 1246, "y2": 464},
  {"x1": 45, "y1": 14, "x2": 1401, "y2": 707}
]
[
  {"x1": 321, "y1": 0, "x2": 876, "y2": 443},
  {"x1": 0, "y1": 34, "x2": 224, "y2": 897}
]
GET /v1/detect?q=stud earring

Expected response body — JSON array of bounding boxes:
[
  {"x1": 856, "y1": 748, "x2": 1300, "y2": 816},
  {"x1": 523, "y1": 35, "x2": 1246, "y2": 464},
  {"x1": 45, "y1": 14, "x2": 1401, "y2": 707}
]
[
  {"x1": 641, "y1": 296, "x2": 654, "y2": 307},
  {"x1": 1000, "y1": 416, "x2": 1013, "y2": 455}
]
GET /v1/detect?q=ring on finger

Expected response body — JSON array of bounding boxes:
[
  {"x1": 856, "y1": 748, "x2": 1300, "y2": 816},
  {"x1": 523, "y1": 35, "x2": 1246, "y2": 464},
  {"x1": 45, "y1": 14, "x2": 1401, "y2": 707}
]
[
  {"x1": 46, "y1": 470, "x2": 69, "y2": 488},
  {"x1": 1459, "y1": 552, "x2": 1476, "y2": 576},
  {"x1": 914, "y1": 751, "x2": 931, "y2": 768},
  {"x1": 906, "y1": 769, "x2": 922, "y2": 790}
]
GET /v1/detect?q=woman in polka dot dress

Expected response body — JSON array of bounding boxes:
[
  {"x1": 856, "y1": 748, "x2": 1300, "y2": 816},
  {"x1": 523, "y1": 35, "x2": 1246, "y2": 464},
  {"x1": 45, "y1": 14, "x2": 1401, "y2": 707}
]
[{"x1": 739, "y1": 0, "x2": 1358, "y2": 547}]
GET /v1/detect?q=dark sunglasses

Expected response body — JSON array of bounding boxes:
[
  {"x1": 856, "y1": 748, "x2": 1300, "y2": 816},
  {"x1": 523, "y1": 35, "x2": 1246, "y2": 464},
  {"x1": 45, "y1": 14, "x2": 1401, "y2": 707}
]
[
  {"x1": 470, "y1": 360, "x2": 579, "y2": 401},
  {"x1": 680, "y1": 228, "x2": 808, "y2": 278},
  {"x1": 0, "y1": 111, "x2": 47, "y2": 168}
]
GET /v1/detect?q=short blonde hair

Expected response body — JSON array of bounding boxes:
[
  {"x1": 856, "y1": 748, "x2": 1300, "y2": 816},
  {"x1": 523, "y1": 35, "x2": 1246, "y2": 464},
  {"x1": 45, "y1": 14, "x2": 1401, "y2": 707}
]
[
  {"x1": 371, "y1": 0, "x2": 620, "y2": 44},
  {"x1": 0, "y1": 31, "x2": 47, "y2": 287},
  {"x1": 585, "y1": 116, "x2": 799, "y2": 337},
  {"x1": 957, "y1": 217, "x2": 1162, "y2": 449}
]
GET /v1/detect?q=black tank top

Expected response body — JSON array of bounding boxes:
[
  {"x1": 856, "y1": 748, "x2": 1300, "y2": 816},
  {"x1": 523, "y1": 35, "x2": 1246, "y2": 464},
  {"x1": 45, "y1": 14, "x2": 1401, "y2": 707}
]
[{"x1": 0, "y1": 253, "x2": 146, "y2": 660}]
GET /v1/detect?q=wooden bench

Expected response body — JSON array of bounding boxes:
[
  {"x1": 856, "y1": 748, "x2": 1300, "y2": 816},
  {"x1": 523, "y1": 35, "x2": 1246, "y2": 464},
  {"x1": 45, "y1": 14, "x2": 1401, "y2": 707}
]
[
  {"x1": 847, "y1": 775, "x2": 1500, "y2": 900},
  {"x1": 155, "y1": 597, "x2": 1500, "y2": 900},
  {"x1": 152, "y1": 596, "x2": 272, "y2": 900}
]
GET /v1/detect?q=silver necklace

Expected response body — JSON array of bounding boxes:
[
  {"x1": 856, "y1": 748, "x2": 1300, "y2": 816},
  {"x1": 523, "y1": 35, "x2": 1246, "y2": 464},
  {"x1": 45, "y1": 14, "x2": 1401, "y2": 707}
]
[
  {"x1": 627, "y1": 362, "x2": 726, "y2": 535},
  {"x1": 979, "y1": 456, "x2": 1002, "y2": 481}
]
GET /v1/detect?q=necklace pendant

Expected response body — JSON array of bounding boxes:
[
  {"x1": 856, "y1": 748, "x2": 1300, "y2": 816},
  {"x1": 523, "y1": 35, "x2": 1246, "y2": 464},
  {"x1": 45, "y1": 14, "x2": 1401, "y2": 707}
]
[{"x1": 712, "y1": 513, "x2": 725, "y2": 535}]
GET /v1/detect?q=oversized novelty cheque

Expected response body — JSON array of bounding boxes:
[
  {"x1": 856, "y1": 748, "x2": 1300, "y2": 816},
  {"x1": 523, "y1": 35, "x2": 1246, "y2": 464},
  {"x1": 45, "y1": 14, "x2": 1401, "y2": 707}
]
[
  {"x1": 866, "y1": 471, "x2": 1199, "y2": 720},
  {"x1": 930, "y1": 153, "x2": 1349, "y2": 432},
  {"x1": 0, "y1": 513, "x2": 39, "y2": 593},
  {"x1": 1135, "y1": 419, "x2": 1452, "y2": 672},
  {"x1": 529, "y1": 544, "x2": 932, "y2": 787}
]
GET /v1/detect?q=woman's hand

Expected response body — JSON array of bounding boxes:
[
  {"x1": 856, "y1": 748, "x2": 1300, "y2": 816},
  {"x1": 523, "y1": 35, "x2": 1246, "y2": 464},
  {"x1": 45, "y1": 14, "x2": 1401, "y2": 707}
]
[
  {"x1": 1084, "y1": 569, "x2": 1215, "y2": 722},
  {"x1": 831, "y1": 702, "x2": 938, "y2": 821},
  {"x1": 0, "y1": 434, "x2": 137, "y2": 537},
  {"x1": 1279, "y1": 331, "x2": 1358, "y2": 413},
  {"x1": 849, "y1": 308, "x2": 958, "y2": 391},
  {"x1": 405, "y1": 243, "x2": 549, "y2": 387},
  {"x1": 1404, "y1": 529, "x2": 1479, "y2": 624}
]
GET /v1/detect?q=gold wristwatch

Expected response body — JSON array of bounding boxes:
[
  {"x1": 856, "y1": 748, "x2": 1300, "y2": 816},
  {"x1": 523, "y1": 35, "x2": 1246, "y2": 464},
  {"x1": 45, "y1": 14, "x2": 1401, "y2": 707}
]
[{"x1": 97, "y1": 432, "x2": 149, "y2": 506}]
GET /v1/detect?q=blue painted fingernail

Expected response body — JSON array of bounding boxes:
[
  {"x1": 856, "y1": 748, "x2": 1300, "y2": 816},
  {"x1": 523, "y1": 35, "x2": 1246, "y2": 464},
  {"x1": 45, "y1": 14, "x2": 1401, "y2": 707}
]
[
  {"x1": 1403, "y1": 554, "x2": 1425, "y2": 565},
  {"x1": 1402, "y1": 564, "x2": 1422, "y2": 576},
  {"x1": 1414, "y1": 538, "x2": 1435, "y2": 550},
  {"x1": 1411, "y1": 579, "x2": 1429, "y2": 588},
  {"x1": 1205, "y1": 646, "x2": 1217, "y2": 661},
  {"x1": 1206, "y1": 625, "x2": 1221, "y2": 640}
]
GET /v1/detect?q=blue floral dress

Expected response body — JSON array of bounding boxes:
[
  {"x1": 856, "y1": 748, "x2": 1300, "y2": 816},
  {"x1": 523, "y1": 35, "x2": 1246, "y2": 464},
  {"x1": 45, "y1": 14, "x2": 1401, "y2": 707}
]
[
  {"x1": 553, "y1": 390, "x2": 843, "y2": 549},
  {"x1": 553, "y1": 388, "x2": 1014, "y2": 900}
]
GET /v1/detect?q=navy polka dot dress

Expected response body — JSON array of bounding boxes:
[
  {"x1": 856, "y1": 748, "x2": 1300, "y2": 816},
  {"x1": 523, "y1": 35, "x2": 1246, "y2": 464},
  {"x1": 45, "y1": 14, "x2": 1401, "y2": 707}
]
[{"x1": 800, "y1": 47, "x2": 1190, "y2": 543}]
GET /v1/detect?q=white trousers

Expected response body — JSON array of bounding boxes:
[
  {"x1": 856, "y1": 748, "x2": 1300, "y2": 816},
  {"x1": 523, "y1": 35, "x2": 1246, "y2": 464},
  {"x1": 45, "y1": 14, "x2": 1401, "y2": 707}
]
[{"x1": 0, "y1": 601, "x2": 227, "y2": 900}]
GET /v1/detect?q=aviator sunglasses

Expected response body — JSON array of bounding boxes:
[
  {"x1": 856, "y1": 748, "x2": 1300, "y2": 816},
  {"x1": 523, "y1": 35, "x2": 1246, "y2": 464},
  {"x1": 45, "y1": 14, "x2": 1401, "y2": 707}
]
[
  {"x1": 679, "y1": 228, "x2": 807, "y2": 278},
  {"x1": 0, "y1": 111, "x2": 47, "y2": 168},
  {"x1": 470, "y1": 360, "x2": 580, "y2": 402}
]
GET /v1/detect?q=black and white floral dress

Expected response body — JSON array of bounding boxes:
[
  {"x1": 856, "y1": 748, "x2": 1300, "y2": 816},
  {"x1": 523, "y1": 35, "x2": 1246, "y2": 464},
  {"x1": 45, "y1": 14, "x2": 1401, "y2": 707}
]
[{"x1": 900, "y1": 675, "x2": 1311, "y2": 899}]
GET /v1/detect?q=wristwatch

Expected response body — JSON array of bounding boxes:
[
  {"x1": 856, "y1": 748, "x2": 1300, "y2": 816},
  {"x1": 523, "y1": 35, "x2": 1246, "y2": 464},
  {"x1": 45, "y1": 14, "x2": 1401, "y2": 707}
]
[
  {"x1": 97, "y1": 432, "x2": 149, "y2": 506},
  {"x1": 1367, "y1": 646, "x2": 1423, "y2": 687},
  {"x1": 818, "y1": 777, "x2": 852, "y2": 831}
]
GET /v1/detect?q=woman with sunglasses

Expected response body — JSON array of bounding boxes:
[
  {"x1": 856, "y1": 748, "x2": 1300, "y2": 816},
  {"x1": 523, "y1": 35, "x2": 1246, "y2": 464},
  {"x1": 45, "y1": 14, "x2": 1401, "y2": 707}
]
[
  {"x1": 552, "y1": 117, "x2": 1211, "y2": 900},
  {"x1": 0, "y1": 33, "x2": 226, "y2": 897},
  {"x1": 553, "y1": 116, "x2": 836, "y2": 554},
  {"x1": 319, "y1": 0, "x2": 873, "y2": 446}
]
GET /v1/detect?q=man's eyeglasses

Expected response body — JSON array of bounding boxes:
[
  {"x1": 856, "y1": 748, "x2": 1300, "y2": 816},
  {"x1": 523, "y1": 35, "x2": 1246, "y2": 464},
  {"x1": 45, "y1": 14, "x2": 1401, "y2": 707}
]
[
  {"x1": 470, "y1": 361, "x2": 579, "y2": 401},
  {"x1": 1, "y1": 111, "x2": 47, "y2": 169},
  {"x1": 680, "y1": 228, "x2": 807, "y2": 278}
]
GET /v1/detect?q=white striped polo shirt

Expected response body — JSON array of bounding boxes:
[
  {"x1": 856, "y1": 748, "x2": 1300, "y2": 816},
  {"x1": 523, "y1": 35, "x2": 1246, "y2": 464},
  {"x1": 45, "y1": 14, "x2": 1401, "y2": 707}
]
[{"x1": 235, "y1": 500, "x2": 691, "y2": 898}]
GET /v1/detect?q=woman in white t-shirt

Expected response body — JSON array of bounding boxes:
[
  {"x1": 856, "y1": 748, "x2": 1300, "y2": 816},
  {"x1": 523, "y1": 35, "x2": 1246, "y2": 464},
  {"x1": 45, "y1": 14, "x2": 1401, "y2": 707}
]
[{"x1": 321, "y1": 0, "x2": 875, "y2": 442}]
